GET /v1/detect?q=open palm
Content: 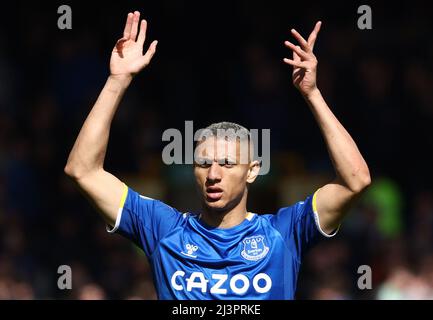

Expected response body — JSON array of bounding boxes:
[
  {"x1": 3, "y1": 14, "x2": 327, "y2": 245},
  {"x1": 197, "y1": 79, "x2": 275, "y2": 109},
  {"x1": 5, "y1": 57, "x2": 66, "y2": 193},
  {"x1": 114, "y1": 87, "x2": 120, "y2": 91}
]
[
  {"x1": 283, "y1": 21, "x2": 322, "y2": 96},
  {"x1": 110, "y1": 11, "x2": 158, "y2": 77}
]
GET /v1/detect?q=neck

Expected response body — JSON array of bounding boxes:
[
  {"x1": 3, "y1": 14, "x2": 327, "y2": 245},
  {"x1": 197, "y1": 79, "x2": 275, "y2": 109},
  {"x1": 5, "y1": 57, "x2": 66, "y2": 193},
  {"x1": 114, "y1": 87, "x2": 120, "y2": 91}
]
[{"x1": 200, "y1": 191, "x2": 248, "y2": 229}]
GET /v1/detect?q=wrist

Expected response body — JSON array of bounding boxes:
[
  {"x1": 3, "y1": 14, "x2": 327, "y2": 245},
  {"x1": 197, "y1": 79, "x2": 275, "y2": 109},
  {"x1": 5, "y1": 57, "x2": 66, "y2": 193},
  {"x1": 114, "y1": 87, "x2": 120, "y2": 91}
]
[
  {"x1": 302, "y1": 87, "x2": 321, "y2": 101},
  {"x1": 108, "y1": 74, "x2": 133, "y2": 87}
]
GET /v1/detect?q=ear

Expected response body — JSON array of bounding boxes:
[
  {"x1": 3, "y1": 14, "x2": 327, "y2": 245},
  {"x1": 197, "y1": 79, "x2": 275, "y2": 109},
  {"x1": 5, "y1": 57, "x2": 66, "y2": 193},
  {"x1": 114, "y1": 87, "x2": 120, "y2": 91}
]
[{"x1": 246, "y1": 160, "x2": 261, "y2": 184}]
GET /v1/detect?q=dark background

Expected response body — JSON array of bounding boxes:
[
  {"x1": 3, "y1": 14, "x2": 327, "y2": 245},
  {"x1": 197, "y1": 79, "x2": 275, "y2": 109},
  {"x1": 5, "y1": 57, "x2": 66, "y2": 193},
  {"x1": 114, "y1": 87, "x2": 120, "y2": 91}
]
[{"x1": 0, "y1": 0, "x2": 433, "y2": 299}]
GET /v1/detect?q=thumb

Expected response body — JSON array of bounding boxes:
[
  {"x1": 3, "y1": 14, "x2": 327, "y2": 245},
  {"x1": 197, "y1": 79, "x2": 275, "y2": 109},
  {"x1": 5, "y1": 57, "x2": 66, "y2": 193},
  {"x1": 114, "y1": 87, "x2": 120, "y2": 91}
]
[{"x1": 140, "y1": 40, "x2": 158, "y2": 65}]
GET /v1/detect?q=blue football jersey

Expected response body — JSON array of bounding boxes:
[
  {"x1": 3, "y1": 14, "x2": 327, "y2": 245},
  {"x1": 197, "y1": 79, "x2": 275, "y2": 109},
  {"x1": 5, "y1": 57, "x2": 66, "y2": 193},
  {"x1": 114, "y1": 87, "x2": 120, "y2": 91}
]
[{"x1": 107, "y1": 185, "x2": 337, "y2": 300}]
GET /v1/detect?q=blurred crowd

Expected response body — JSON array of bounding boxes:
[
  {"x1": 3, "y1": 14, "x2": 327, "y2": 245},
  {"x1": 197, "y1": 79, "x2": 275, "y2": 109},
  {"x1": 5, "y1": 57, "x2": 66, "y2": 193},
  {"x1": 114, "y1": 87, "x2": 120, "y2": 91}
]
[{"x1": 1, "y1": 1, "x2": 433, "y2": 299}]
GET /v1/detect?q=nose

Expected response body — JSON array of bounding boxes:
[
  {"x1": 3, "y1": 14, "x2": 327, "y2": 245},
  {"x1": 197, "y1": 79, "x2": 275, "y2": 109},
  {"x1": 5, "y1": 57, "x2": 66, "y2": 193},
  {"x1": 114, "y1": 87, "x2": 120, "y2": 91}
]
[{"x1": 207, "y1": 162, "x2": 222, "y2": 183}]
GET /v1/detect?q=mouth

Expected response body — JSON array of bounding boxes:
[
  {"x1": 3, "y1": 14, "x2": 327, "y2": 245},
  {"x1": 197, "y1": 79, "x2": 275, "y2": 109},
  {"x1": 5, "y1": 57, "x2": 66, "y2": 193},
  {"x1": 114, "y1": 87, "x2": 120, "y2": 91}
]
[{"x1": 205, "y1": 186, "x2": 223, "y2": 201}]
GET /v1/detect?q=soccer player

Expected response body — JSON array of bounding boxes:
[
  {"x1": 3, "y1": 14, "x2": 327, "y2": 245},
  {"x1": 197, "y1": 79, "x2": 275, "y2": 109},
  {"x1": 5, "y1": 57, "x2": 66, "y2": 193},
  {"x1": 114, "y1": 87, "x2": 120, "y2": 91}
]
[{"x1": 65, "y1": 11, "x2": 371, "y2": 299}]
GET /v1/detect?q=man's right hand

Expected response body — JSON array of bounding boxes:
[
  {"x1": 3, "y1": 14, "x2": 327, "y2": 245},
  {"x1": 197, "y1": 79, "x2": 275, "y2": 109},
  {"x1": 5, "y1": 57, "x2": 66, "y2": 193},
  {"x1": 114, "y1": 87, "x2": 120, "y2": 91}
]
[
  {"x1": 110, "y1": 11, "x2": 158, "y2": 80},
  {"x1": 65, "y1": 11, "x2": 158, "y2": 228}
]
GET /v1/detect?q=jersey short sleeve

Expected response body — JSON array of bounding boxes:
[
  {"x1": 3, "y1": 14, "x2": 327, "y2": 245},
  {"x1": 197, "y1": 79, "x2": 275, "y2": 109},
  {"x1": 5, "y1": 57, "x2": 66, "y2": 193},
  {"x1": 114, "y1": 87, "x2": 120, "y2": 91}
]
[
  {"x1": 270, "y1": 190, "x2": 338, "y2": 260},
  {"x1": 107, "y1": 184, "x2": 183, "y2": 258}
]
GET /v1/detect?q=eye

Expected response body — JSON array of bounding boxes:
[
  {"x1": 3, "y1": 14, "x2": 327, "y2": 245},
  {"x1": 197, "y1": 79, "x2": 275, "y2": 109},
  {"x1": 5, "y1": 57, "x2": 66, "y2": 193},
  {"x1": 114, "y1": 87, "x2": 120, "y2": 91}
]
[
  {"x1": 222, "y1": 159, "x2": 236, "y2": 167},
  {"x1": 198, "y1": 163, "x2": 211, "y2": 168},
  {"x1": 246, "y1": 240, "x2": 250, "y2": 244},
  {"x1": 195, "y1": 159, "x2": 212, "y2": 168},
  {"x1": 257, "y1": 238, "x2": 261, "y2": 242}
]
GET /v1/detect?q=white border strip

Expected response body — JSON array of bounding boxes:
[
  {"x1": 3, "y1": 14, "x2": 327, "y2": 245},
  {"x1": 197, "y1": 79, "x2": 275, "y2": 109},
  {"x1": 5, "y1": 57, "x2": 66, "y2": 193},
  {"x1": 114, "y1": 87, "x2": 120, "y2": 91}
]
[
  {"x1": 312, "y1": 209, "x2": 339, "y2": 238},
  {"x1": 106, "y1": 206, "x2": 123, "y2": 234},
  {"x1": 312, "y1": 190, "x2": 339, "y2": 238}
]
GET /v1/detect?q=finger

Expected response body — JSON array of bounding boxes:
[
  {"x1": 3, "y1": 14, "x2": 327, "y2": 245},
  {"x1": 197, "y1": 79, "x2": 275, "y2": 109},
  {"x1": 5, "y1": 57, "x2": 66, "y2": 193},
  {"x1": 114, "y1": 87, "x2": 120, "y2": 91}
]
[
  {"x1": 293, "y1": 74, "x2": 303, "y2": 83},
  {"x1": 307, "y1": 21, "x2": 322, "y2": 51},
  {"x1": 141, "y1": 40, "x2": 158, "y2": 65},
  {"x1": 137, "y1": 19, "x2": 148, "y2": 45},
  {"x1": 114, "y1": 38, "x2": 127, "y2": 50},
  {"x1": 293, "y1": 68, "x2": 304, "y2": 80},
  {"x1": 284, "y1": 58, "x2": 315, "y2": 72},
  {"x1": 283, "y1": 58, "x2": 306, "y2": 68},
  {"x1": 293, "y1": 46, "x2": 301, "y2": 62},
  {"x1": 284, "y1": 41, "x2": 309, "y2": 60},
  {"x1": 114, "y1": 38, "x2": 129, "y2": 57},
  {"x1": 130, "y1": 11, "x2": 140, "y2": 41},
  {"x1": 290, "y1": 28, "x2": 310, "y2": 52},
  {"x1": 123, "y1": 12, "x2": 134, "y2": 39}
]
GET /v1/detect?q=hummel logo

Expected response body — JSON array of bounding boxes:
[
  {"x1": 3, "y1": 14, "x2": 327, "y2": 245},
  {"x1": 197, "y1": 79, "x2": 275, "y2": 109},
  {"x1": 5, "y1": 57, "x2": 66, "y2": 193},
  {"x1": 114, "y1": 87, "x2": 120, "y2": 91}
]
[{"x1": 181, "y1": 243, "x2": 199, "y2": 258}]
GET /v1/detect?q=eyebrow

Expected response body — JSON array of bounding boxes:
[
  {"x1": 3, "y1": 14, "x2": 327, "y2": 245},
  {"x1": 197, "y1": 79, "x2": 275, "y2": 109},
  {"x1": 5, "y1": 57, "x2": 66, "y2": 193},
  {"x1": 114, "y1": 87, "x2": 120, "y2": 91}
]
[
  {"x1": 194, "y1": 157, "x2": 238, "y2": 164},
  {"x1": 194, "y1": 157, "x2": 213, "y2": 164},
  {"x1": 217, "y1": 158, "x2": 237, "y2": 164}
]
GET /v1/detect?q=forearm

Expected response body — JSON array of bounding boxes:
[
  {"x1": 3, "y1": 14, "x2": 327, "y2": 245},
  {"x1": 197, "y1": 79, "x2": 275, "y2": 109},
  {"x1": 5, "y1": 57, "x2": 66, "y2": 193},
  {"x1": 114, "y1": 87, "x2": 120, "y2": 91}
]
[
  {"x1": 304, "y1": 88, "x2": 371, "y2": 192},
  {"x1": 65, "y1": 75, "x2": 132, "y2": 178}
]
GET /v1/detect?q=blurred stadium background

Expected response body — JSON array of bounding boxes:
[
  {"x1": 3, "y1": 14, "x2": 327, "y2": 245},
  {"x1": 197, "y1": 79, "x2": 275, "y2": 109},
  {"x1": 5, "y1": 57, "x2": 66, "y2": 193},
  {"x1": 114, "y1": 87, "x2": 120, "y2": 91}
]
[{"x1": 1, "y1": 0, "x2": 433, "y2": 299}]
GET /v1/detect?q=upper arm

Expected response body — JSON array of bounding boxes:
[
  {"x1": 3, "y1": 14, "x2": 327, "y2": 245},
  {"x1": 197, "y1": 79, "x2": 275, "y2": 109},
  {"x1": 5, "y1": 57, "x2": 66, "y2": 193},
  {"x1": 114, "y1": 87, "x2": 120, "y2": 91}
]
[
  {"x1": 71, "y1": 168, "x2": 125, "y2": 227},
  {"x1": 315, "y1": 180, "x2": 364, "y2": 234}
]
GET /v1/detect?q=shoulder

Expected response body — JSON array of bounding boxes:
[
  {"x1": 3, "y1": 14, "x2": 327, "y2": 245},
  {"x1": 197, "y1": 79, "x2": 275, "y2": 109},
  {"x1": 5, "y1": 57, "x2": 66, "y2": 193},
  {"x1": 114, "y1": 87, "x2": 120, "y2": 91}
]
[
  {"x1": 260, "y1": 195, "x2": 314, "y2": 228},
  {"x1": 124, "y1": 187, "x2": 184, "y2": 219},
  {"x1": 259, "y1": 204, "x2": 301, "y2": 220}
]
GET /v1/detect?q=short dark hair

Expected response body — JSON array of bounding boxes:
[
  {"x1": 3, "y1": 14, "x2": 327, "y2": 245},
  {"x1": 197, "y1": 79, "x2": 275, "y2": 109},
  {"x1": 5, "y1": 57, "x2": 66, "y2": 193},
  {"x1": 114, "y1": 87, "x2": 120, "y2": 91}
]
[
  {"x1": 194, "y1": 122, "x2": 255, "y2": 164},
  {"x1": 203, "y1": 122, "x2": 251, "y2": 140}
]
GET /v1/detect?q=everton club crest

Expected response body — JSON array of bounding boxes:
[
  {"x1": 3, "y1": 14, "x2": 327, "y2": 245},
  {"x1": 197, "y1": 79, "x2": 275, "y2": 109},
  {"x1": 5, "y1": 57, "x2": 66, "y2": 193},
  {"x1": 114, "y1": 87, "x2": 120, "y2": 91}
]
[{"x1": 241, "y1": 235, "x2": 269, "y2": 261}]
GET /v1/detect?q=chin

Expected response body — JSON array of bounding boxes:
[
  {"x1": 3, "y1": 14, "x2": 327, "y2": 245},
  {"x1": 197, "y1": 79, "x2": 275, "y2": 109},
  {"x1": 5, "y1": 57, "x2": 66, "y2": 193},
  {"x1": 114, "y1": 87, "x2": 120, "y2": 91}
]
[{"x1": 204, "y1": 199, "x2": 228, "y2": 212}]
